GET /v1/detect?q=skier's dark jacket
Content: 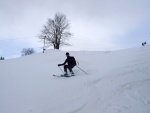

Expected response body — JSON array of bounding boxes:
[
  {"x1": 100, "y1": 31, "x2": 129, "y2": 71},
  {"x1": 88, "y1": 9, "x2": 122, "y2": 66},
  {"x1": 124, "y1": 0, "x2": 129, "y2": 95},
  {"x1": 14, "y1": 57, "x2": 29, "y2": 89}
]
[{"x1": 62, "y1": 56, "x2": 76, "y2": 66}]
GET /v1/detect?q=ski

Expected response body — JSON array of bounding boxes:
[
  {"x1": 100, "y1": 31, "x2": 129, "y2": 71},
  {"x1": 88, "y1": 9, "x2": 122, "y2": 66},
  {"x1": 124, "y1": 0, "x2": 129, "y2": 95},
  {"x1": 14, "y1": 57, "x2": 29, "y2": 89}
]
[{"x1": 53, "y1": 74, "x2": 75, "y2": 77}]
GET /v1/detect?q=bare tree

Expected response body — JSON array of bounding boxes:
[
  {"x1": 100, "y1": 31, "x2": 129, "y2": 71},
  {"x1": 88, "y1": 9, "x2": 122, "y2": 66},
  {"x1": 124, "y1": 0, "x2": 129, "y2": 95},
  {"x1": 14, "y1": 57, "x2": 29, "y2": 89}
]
[
  {"x1": 21, "y1": 48, "x2": 35, "y2": 56},
  {"x1": 38, "y1": 13, "x2": 73, "y2": 49}
]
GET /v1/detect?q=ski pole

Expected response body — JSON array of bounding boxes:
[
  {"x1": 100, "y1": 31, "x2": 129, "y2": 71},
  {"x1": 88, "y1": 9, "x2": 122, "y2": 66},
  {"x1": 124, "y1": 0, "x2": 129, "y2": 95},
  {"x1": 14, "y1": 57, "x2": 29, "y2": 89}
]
[
  {"x1": 76, "y1": 65, "x2": 88, "y2": 75},
  {"x1": 58, "y1": 66, "x2": 63, "y2": 74}
]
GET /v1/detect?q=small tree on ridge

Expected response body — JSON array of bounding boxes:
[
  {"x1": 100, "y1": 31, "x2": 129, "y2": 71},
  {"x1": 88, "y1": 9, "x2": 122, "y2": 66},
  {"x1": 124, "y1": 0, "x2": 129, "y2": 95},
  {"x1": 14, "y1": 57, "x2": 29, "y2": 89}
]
[{"x1": 21, "y1": 48, "x2": 35, "y2": 56}]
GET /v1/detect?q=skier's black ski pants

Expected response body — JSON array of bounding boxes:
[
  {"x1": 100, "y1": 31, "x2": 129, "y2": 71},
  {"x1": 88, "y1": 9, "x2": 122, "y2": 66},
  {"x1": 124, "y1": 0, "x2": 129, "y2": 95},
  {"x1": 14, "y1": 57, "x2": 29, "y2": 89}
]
[{"x1": 64, "y1": 65, "x2": 75, "y2": 73}]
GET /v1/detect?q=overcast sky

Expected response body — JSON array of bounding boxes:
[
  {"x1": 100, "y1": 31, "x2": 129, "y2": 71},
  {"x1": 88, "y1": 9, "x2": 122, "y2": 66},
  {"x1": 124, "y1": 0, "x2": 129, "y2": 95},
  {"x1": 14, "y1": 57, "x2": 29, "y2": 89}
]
[{"x1": 0, "y1": 0, "x2": 150, "y2": 59}]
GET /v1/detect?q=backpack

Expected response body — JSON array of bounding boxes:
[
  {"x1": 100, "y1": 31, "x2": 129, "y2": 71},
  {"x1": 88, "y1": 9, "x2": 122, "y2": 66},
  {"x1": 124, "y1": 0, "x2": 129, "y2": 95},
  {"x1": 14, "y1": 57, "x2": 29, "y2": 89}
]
[{"x1": 70, "y1": 56, "x2": 76, "y2": 66}]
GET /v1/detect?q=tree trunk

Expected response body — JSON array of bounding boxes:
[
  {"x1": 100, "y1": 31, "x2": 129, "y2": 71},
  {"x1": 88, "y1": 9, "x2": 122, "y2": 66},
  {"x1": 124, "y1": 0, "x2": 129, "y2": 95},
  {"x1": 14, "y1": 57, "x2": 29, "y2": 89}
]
[{"x1": 55, "y1": 43, "x2": 59, "y2": 49}]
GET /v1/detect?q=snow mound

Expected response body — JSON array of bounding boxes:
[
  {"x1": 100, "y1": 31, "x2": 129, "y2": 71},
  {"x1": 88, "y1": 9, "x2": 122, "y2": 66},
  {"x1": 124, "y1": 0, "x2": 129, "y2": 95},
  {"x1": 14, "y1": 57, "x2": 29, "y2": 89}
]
[{"x1": 0, "y1": 46, "x2": 150, "y2": 113}]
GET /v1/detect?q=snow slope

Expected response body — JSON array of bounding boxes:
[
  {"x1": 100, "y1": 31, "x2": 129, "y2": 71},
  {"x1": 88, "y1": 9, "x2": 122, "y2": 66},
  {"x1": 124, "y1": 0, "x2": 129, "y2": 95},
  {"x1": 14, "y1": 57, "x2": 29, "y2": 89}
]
[{"x1": 0, "y1": 46, "x2": 150, "y2": 113}]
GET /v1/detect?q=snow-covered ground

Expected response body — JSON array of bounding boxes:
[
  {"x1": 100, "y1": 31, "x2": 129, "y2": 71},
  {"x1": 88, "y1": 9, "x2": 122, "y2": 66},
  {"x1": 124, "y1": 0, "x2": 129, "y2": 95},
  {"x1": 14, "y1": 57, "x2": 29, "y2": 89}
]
[{"x1": 0, "y1": 46, "x2": 150, "y2": 113}]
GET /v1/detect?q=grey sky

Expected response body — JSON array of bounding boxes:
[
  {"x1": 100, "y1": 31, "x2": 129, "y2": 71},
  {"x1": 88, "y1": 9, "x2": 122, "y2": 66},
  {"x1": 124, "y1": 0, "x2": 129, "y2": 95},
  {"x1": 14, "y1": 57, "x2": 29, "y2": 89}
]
[{"x1": 0, "y1": 0, "x2": 150, "y2": 58}]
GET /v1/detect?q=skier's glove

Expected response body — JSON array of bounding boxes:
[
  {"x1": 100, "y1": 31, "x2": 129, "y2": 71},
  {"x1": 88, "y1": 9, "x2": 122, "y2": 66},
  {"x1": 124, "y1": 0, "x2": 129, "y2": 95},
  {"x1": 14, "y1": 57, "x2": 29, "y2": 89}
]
[{"x1": 58, "y1": 64, "x2": 62, "y2": 66}]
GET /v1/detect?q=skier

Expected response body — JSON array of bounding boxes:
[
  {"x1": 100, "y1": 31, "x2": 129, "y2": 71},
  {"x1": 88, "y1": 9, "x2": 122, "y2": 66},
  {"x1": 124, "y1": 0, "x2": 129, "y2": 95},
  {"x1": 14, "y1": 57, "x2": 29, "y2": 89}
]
[{"x1": 58, "y1": 52, "x2": 76, "y2": 76}]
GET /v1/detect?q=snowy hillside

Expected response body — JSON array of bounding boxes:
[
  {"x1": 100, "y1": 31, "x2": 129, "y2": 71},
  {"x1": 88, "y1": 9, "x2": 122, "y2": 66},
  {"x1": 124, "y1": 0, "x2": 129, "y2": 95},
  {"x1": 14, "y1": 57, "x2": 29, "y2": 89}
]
[{"x1": 0, "y1": 46, "x2": 150, "y2": 113}]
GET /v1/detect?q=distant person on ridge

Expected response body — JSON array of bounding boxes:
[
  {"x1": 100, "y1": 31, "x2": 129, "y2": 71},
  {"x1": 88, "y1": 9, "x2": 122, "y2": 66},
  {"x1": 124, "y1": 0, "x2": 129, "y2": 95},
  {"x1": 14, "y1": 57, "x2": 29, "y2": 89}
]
[{"x1": 58, "y1": 52, "x2": 76, "y2": 76}]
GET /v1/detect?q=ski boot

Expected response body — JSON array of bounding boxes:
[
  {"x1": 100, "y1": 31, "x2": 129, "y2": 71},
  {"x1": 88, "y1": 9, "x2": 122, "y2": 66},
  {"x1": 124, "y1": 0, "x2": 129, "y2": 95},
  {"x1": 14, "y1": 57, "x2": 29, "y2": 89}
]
[
  {"x1": 63, "y1": 72, "x2": 69, "y2": 77},
  {"x1": 70, "y1": 71, "x2": 75, "y2": 76}
]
